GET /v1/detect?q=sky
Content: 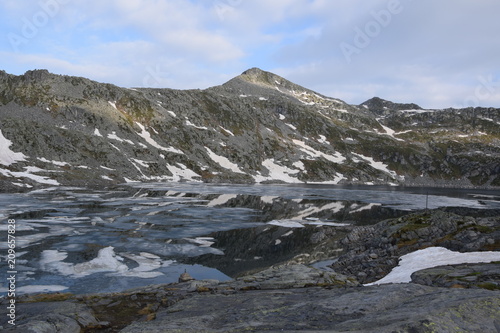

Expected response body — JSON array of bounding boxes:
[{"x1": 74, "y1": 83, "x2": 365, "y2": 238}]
[{"x1": 1, "y1": 0, "x2": 499, "y2": 109}]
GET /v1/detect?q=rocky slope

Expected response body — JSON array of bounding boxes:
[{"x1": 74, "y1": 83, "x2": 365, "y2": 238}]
[{"x1": 1, "y1": 68, "x2": 499, "y2": 190}]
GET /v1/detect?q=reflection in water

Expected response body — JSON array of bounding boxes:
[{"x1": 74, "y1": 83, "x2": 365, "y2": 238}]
[{"x1": 0, "y1": 184, "x2": 498, "y2": 294}]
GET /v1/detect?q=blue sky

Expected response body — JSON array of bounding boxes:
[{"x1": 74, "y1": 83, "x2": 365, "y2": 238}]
[{"x1": 1, "y1": 0, "x2": 499, "y2": 108}]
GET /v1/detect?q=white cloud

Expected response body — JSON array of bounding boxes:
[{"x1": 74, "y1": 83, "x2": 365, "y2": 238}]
[{"x1": 0, "y1": 0, "x2": 499, "y2": 107}]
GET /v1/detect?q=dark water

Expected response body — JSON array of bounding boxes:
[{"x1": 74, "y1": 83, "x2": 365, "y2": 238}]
[{"x1": 0, "y1": 183, "x2": 498, "y2": 295}]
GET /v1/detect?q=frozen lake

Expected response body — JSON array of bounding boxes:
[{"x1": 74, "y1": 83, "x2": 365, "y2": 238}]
[{"x1": 0, "y1": 183, "x2": 499, "y2": 295}]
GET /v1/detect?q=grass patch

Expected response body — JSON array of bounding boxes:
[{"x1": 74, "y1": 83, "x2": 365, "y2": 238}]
[
  {"x1": 24, "y1": 293, "x2": 74, "y2": 303},
  {"x1": 477, "y1": 283, "x2": 500, "y2": 291}
]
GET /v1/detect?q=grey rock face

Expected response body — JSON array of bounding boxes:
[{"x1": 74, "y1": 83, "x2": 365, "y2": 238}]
[
  {"x1": 120, "y1": 283, "x2": 500, "y2": 333},
  {"x1": 1, "y1": 68, "x2": 499, "y2": 190},
  {"x1": 411, "y1": 263, "x2": 500, "y2": 290},
  {"x1": 331, "y1": 209, "x2": 500, "y2": 284}
]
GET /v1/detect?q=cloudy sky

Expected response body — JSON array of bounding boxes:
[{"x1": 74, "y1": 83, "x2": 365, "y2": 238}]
[{"x1": 1, "y1": 0, "x2": 499, "y2": 108}]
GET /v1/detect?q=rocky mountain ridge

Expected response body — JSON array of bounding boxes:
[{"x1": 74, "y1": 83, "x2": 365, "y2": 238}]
[{"x1": 0, "y1": 68, "x2": 499, "y2": 190}]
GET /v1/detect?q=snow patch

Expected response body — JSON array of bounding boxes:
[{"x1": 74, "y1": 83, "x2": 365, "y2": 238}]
[
  {"x1": 186, "y1": 119, "x2": 208, "y2": 130},
  {"x1": 1, "y1": 167, "x2": 60, "y2": 185},
  {"x1": 0, "y1": 130, "x2": 27, "y2": 166},
  {"x1": 166, "y1": 163, "x2": 201, "y2": 182},
  {"x1": 37, "y1": 158, "x2": 69, "y2": 167},
  {"x1": 219, "y1": 126, "x2": 235, "y2": 136},
  {"x1": 108, "y1": 101, "x2": 117, "y2": 109},
  {"x1": 206, "y1": 148, "x2": 244, "y2": 174},
  {"x1": 366, "y1": 247, "x2": 500, "y2": 285},
  {"x1": 207, "y1": 194, "x2": 238, "y2": 207},
  {"x1": 254, "y1": 159, "x2": 302, "y2": 183},
  {"x1": 293, "y1": 140, "x2": 346, "y2": 164},
  {"x1": 352, "y1": 153, "x2": 398, "y2": 179},
  {"x1": 135, "y1": 122, "x2": 183, "y2": 154},
  {"x1": 108, "y1": 132, "x2": 135, "y2": 145}
]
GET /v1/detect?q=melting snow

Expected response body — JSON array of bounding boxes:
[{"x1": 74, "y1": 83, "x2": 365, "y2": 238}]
[
  {"x1": 131, "y1": 159, "x2": 149, "y2": 168},
  {"x1": 207, "y1": 194, "x2": 238, "y2": 207},
  {"x1": 377, "y1": 121, "x2": 404, "y2": 141},
  {"x1": 219, "y1": 126, "x2": 235, "y2": 136},
  {"x1": 317, "y1": 135, "x2": 330, "y2": 145},
  {"x1": 366, "y1": 247, "x2": 500, "y2": 285},
  {"x1": 1, "y1": 167, "x2": 60, "y2": 185},
  {"x1": 254, "y1": 159, "x2": 302, "y2": 183},
  {"x1": 206, "y1": 148, "x2": 244, "y2": 174},
  {"x1": 166, "y1": 163, "x2": 201, "y2": 182},
  {"x1": 108, "y1": 101, "x2": 117, "y2": 109},
  {"x1": 107, "y1": 132, "x2": 135, "y2": 145},
  {"x1": 350, "y1": 203, "x2": 381, "y2": 213},
  {"x1": 186, "y1": 119, "x2": 208, "y2": 130},
  {"x1": 292, "y1": 161, "x2": 305, "y2": 171},
  {"x1": 0, "y1": 129, "x2": 27, "y2": 166},
  {"x1": 93, "y1": 128, "x2": 103, "y2": 137},
  {"x1": 293, "y1": 139, "x2": 346, "y2": 164},
  {"x1": 135, "y1": 122, "x2": 183, "y2": 154},
  {"x1": 167, "y1": 111, "x2": 177, "y2": 117},
  {"x1": 37, "y1": 158, "x2": 69, "y2": 167},
  {"x1": 352, "y1": 153, "x2": 398, "y2": 179},
  {"x1": 292, "y1": 201, "x2": 343, "y2": 220}
]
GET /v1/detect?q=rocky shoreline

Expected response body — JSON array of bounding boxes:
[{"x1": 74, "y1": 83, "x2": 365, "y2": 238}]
[{"x1": 1, "y1": 208, "x2": 499, "y2": 332}]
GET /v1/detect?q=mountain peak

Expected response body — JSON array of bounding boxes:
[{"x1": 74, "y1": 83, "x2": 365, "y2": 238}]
[
  {"x1": 238, "y1": 67, "x2": 285, "y2": 87},
  {"x1": 361, "y1": 97, "x2": 422, "y2": 115}
]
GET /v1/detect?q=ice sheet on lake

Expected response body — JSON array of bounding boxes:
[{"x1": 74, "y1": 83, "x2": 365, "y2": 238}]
[
  {"x1": 0, "y1": 285, "x2": 69, "y2": 294},
  {"x1": 39, "y1": 246, "x2": 174, "y2": 279},
  {"x1": 366, "y1": 247, "x2": 500, "y2": 286},
  {"x1": 268, "y1": 220, "x2": 305, "y2": 228}
]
